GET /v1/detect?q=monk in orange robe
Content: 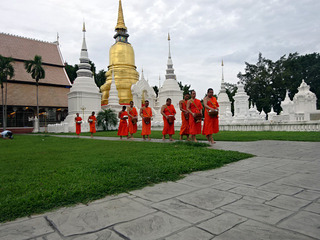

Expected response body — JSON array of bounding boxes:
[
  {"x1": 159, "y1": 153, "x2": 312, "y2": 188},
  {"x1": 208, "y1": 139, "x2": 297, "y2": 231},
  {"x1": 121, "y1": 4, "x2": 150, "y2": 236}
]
[
  {"x1": 117, "y1": 106, "x2": 128, "y2": 139},
  {"x1": 187, "y1": 90, "x2": 203, "y2": 142},
  {"x1": 179, "y1": 93, "x2": 190, "y2": 140},
  {"x1": 127, "y1": 101, "x2": 138, "y2": 139},
  {"x1": 88, "y1": 111, "x2": 96, "y2": 138},
  {"x1": 161, "y1": 98, "x2": 176, "y2": 141},
  {"x1": 203, "y1": 88, "x2": 219, "y2": 144},
  {"x1": 140, "y1": 100, "x2": 152, "y2": 140},
  {"x1": 75, "y1": 113, "x2": 82, "y2": 137}
]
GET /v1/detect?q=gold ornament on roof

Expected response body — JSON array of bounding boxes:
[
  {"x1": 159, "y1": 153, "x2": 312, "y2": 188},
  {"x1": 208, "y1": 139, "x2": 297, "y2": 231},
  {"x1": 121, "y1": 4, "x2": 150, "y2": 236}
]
[{"x1": 115, "y1": 0, "x2": 127, "y2": 30}]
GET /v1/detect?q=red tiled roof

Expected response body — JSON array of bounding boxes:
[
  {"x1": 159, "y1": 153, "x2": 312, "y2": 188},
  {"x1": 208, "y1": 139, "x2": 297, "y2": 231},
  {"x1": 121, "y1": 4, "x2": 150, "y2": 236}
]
[
  {"x1": 0, "y1": 32, "x2": 71, "y2": 87},
  {"x1": 0, "y1": 33, "x2": 63, "y2": 66},
  {"x1": 12, "y1": 61, "x2": 70, "y2": 86}
]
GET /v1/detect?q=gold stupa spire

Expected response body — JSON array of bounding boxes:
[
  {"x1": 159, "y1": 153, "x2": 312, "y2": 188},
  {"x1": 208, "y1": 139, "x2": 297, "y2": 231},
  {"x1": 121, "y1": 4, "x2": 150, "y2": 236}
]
[{"x1": 115, "y1": 0, "x2": 127, "y2": 30}]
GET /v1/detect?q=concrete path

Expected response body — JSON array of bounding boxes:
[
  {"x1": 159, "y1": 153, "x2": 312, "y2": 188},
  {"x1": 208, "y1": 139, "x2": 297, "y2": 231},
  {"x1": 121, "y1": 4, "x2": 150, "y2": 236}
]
[{"x1": 1, "y1": 138, "x2": 320, "y2": 240}]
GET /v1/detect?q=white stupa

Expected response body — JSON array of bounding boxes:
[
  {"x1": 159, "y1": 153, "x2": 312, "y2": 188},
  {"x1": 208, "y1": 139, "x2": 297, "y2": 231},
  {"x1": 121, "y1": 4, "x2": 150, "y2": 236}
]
[
  {"x1": 157, "y1": 33, "x2": 183, "y2": 122},
  {"x1": 293, "y1": 80, "x2": 317, "y2": 113},
  {"x1": 62, "y1": 23, "x2": 102, "y2": 132},
  {"x1": 217, "y1": 60, "x2": 231, "y2": 118},
  {"x1": 233, "y1": 83, "x2": 249, "y2": 122},
  {"x1": 131, "y1": 69, "x2": 157, "y2": 110},
  {"x1": 103, "y1": 67, "x2": 122, "y2": 112}
]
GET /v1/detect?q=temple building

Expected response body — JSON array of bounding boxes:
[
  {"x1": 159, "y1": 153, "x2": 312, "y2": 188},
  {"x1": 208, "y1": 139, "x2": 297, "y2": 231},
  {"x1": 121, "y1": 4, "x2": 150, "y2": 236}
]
[
  {"x1": 100, "y1": 0, "x2": 139, "y2": 106},
  {"x1": 0, "y1": 32, "x2": 71, "y2": 129},
  {"x1": 156, "y1": 33, "x2": 183, "y2": 122}
]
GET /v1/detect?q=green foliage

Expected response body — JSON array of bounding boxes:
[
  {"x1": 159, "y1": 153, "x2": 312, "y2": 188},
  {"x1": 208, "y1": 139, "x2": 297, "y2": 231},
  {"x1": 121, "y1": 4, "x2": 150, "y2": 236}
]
[
  {"x1": 178, "y1": 81, "x2": 191, "y2": 95},
  {"x1": 64, "y1": 62, "x2": 78, "y2": 83},
  {"x1": 0, "y1": 135, "x2": 252, "y2": 222},
  {"x1": 153, "y1": 85, "x2": 159, "y2": 97},
  {"x1": 97, "y1": 109, "x2": 118, "y2": 130},
  {"x1": 95, "y1": 69, "x2": 106, "y2": 88},
  {"x1": 65, "y1": 61, "x2": 105, "y2": 89},
  {"x1": 237, "y1": 52, "x2": 320, "y2": 114},
  {"x1": 24, "y1": 55, "x2": 45, "y2": 83},
  {"x1": 0, "y1": 55, "x2": 15, "y2": 130},
  {"x1": 224, "y1": 82, "x2": 237, "y2": 116}
]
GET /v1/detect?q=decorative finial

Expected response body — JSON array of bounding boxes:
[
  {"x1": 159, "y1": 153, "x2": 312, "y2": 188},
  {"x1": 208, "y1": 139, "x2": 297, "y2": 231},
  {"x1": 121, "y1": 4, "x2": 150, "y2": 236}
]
[
  {"x1": 168, "y1": 33, "x2": 171, "y2": 58},
  {"x1": 221, "y1": 59, "x2": 224, "y2": 83},
  {"x1": 56, "y1": 32, "x2": 59, "y2": 45},
  {"x1": 115, "y1": 0, "x2": 127, "y2": 30}
]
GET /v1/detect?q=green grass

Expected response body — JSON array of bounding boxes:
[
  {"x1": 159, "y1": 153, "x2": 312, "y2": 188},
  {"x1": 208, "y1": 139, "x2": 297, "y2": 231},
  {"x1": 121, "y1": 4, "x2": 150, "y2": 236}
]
[
  {"x1": 49, "y1": 130, "x2": 320, "y2": 142},
  {"x1": 0, "y1": 135, "x2": 252, "y2": 222}
]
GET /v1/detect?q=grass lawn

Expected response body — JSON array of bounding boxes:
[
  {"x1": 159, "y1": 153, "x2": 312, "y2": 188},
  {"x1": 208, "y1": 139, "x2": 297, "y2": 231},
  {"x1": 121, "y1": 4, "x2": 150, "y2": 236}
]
[
  {"x1": 51, "y1": 130, "x2": 320, "y2": 142},
  {"x1": 0, "y1": 135, "x2": 252, "y2": 222}
]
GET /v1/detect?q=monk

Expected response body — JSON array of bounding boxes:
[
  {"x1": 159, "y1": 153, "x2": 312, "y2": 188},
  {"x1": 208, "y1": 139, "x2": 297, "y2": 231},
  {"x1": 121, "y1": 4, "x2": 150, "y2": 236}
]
[
  {"x1": 202, "y1": 88, "x2": 219, "y2": 144},
  {"x1": 140, "y1": 100, "x2": 152, "y2": 140},
  {"x1": 88, "y1": 111, "x2": 96, "y2": 138},
  {"x1": 127, "y1": 101, "x2": 138, "y2": 139},
  {"x1": 118, "y1": 106, "x2": 128, "y2": 139},
  {"x1": 161, "y1": 98, "x2": 176, "y2": 141},
  {"x1": 187, "y1": 90, "x2": 203, "y2": 142},
  {"x1": 179, "y1": 93, "x2": 190, "y2": 140},
  {"x1": 75, "y1": 113, "x2": 82, "y2": 137}
]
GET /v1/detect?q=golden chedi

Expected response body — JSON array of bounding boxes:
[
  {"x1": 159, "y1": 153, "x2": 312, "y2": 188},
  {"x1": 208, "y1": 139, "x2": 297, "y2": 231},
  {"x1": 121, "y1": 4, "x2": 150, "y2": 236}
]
[{"x1": 100, "y1": 0, "x2": 139, "y2": 105}]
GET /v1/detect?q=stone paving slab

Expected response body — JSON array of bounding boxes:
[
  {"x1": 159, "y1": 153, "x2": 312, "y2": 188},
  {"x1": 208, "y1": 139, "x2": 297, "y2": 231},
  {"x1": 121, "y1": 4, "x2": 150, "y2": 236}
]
[
  {"x1": 197, "y1": 212, "x2": 247, "y2": 235},
  {"x1": 265, "y1": 195, "x2": 311, "y2": 211},
  {"x1": 278, "y1": 211, "x2": 320, "y2": 239},
  {"x1": 213, "y1": 219, "x2": 314, "y2": 240},
  {"x1": 294, "y1": 189, "x2": 320, "y2": 200},
  {"x1": 221, "y1": 199, "x2": 294, "y2": 224},
  {"x1": 47, "y1": 197, "x2": 156, "y2": 236},
  {"x1": 113, "y1": 212, "x2": 190, "y2": 240},
  {"x1": 274, "y1": 173, "x2": 320, "y2": 190},
  {"x1": 177, "y1": 188, "x2": 242, "y2": 211},
  {"x1": 0, "y1": 217, "x2": 54, "y2": 240},
  {"x1": 151, "y1": 199, "x2": 215, "y2": 224},
  {"x1": 129, "y1": 182, "x2": 196, "y2": 202},
  {"x1": 257, "y1": 182, "x2": 303, "y2": 195},
  {"x1": 228, "y1": 185, "x2": 279, "y2": 200},
  {"x1": 164, "y1": 227, "x2": 213, "y2": 240}
]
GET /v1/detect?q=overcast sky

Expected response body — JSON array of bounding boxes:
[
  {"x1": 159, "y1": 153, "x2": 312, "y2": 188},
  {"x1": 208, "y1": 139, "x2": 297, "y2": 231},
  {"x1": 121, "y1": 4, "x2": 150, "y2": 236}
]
[{"x1": 1, "y1": 0, "x2": 319, "y2": 98}]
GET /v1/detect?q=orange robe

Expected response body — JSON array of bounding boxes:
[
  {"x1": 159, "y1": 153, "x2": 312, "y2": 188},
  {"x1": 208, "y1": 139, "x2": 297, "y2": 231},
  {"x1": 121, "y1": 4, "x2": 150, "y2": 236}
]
[
  {"x1": 128, "y1": 107, "x2": 138, "y2": 134},
  {"x1": 88, "y1": 116, "x2": 96, "y2": 133},
  {"x1": 75, "y1": 117, "x2": 82, "y2": 135},
  {"x1": 118, "y1": 111, "x2": 128, "y2": 136},
  {"x1": 162, "y1": 104, "x2": 176, "y2": 135},
  {"x1": 141, "y1": 107, "x2": 152, "y2": 136},
  {"x1": 202, "y1": 97, "x2": 219, "y2": 135},
  {"x1": 189, "y1": 99, "x2": 203, "y2": 135},
  {"x1": 180, "y1": 100, "x2": 189, "y2": 135}
]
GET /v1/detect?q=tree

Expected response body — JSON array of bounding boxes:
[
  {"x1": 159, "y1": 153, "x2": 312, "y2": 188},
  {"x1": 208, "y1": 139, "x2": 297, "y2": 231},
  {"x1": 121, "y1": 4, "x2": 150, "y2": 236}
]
[
  {"x1": 238, "y1": 52, "x2": 320, "y2": 114},
  {"x1": 24, "y1": 55, "x2": 45, "y2": 132},
  {"x1": 95, "y1": 69, "x2": 106, "y2": 88},
  {"x1": 0, "y1": 55, "x2": 14, "y2": 130},
  {"x1": 224, "y1": 82, "x2": 237, "y2": 116},
  {"x1": 65, "y1": 62, "x2": 78, "y2": 84},
  {"x1": 152, "y1": 86, "x2": 159, "y2": 97},
  {"x1": 97, "y1": 109, "x2": 117, "y2": 131},
  {"x1": 178, "y1": 81, "x2": 191, "y2": 95}
]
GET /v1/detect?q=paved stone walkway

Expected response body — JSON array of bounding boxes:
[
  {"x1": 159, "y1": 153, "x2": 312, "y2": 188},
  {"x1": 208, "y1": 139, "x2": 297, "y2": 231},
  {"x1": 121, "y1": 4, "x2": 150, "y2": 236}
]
[{"x1": 1, "y1": 137, "x2": 320, "y2": 240}]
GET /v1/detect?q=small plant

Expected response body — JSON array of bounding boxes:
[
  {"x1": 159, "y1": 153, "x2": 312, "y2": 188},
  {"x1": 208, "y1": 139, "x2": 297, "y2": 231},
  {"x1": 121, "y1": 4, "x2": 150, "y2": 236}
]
[{"x1": 97, "y1": 109, "x2": 118, "y2": 130}]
